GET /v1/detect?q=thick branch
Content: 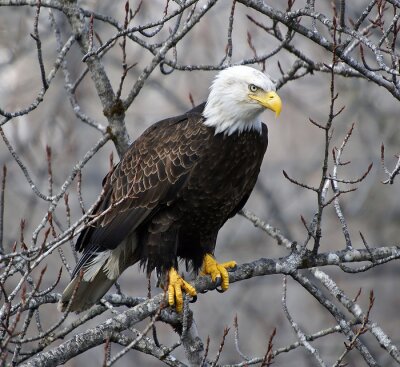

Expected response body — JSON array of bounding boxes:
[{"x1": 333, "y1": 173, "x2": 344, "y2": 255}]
[
  {"x1": 60, "y1": 0, "x2": 130, "y2": 156},
  {"x1": 21, "y1": 245, "x2": 400, "y2": 366}
]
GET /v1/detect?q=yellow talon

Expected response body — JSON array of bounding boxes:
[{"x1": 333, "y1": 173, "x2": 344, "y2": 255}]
[
  {"x1": 201, "y1": 254, "x2": 237, "y2": 291},
  {"x1": 168, "y1": 268, "x2": 197, "y2": 313}
]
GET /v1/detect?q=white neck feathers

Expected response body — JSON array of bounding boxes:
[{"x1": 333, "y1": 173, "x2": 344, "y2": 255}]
[{"x1": 203, "y1": 101, "x2": 263, "y2": 136}]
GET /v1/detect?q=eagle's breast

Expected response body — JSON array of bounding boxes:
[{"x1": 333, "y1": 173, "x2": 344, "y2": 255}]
[{"x1": 170, "y1": 119, "x2": 268, "y2": 267}]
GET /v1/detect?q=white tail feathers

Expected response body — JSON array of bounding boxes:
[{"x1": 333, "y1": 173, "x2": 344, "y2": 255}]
[
  {"x1": 58, "y1": 233, "x2": 138, "y2": 312},
  {"x1": 57, "y1": 273, "x2": 115, "y2": 312}
]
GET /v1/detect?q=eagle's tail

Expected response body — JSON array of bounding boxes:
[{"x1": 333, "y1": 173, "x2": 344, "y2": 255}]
[
  {"x1": 58, "y1": 271, "x2": 116, "y2": 312},
  {"x1": 58, "y1": 235, "x2": 139, "y2": 312}
]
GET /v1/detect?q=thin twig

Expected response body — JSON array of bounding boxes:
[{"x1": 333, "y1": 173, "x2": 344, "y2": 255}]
[{"x1": 0, "y1": 165, "x2": 6, "y2": 255}]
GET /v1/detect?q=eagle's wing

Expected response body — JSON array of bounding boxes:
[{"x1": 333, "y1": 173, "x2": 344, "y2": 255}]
[{"x1": 72, "y1": 104, "x2": 207, "y2": 277}]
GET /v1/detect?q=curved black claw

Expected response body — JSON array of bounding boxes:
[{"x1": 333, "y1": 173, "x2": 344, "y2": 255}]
[
  {"x1": 199, "y1": 289, "x2": 208, "y2": 294},
  {"x1": 227, "y1": 264, "x2": 237, "y2": 272},
  {"x1": 214, "y1": 277, "x2": 225, "y2": 293},
  {"x1": 189, "y1": 295, "x2": 198, "y2": 303}
]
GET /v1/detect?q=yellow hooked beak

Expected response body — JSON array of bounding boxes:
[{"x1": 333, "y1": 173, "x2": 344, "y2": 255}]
[{"x1": 250, "y1": 91, "x2": 282, "y2": 117}]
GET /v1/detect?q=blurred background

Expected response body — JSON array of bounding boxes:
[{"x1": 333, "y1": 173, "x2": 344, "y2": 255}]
[{"x1": 1, "y1": 0, "x2": 400, "y2": 365}]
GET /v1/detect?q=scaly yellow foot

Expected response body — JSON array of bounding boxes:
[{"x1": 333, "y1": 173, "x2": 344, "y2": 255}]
[
  {"x1": 168, "y1": 268, "x2": 197, "y2": 313},
  {"x1": 201, "y1": 253, "x2": 237, "y2": 292}
]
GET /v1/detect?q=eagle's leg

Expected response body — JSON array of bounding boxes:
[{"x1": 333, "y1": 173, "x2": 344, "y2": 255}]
[
  {"x1": 168, "y1": 268, "x2": 197, "y2": 313},
  {"x1": 201, "y1": 253, "x2": 237, "y2": 292}
]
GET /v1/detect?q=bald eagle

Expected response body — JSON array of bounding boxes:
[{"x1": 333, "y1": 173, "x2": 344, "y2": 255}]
[{"x1": 59, "y1": 66, "x2": 282, "y2": 313}]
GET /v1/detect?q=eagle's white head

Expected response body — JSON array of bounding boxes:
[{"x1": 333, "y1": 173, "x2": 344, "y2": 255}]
[{"x1": 203, "y1": 65, "x2": 282, "y2": 135}]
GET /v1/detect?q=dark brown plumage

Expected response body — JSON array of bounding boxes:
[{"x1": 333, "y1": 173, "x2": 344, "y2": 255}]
[{"x1": 59, "y1": 66, "x2": 281, "y2": 312}]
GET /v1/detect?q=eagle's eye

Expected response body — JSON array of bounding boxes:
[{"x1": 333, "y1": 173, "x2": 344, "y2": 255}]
[{"x1": 249, "y1": 84, "x2": 258, "y2": 93}]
